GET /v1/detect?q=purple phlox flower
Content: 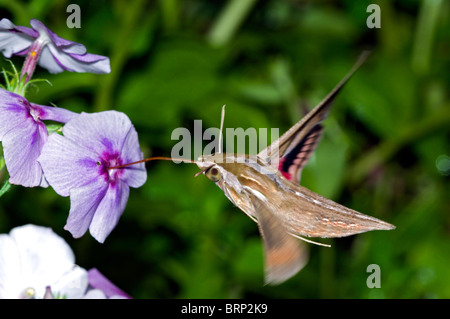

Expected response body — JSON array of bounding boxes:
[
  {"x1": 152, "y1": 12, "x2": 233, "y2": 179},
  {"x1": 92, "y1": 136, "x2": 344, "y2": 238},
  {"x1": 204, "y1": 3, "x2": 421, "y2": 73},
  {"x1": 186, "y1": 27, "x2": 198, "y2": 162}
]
[
  {"x1": 0, "y1": 18, "x2": 110, "y2": 81},
  {"x1": 85, "y1": 268, "x2": 131, "y2": 299},
  {"x1": 38, "y1": 111, "x2": 147, "y2": 243},
  {"x1": 0, "y1": 88, "x2": 78, "y2": 187}
]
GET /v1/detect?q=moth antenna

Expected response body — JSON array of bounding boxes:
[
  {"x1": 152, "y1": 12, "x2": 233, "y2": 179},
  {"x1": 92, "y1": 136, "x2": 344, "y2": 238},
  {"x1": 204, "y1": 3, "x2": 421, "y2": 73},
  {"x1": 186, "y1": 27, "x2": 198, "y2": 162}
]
[
  {"x1": 218, "y1": 104, "x2": 226, "y2": 154},
  {"x1": 289, "y1": 233, "x2": 331, "y2": 248}
]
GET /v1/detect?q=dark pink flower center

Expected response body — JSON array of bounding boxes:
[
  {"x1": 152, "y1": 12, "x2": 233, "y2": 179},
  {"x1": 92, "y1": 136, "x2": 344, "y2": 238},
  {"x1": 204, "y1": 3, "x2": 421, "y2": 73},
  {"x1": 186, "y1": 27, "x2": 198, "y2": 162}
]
[
  {"x1": 98, "y1": 151, "x2": 123, "y2": 185},
  {"x1": 18, "y1": 98, "x2": 45, "y2": 123},
  {"x1": 29, "y1": 104, "x2": 45, "y2": 122}
]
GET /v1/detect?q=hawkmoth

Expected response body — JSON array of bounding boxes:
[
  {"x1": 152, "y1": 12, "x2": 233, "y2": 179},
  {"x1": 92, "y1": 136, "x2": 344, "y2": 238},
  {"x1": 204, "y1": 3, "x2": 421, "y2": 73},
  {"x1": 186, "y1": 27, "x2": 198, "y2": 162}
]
[{"x1": 113, "y1": 52, "x2": 395, "y2": 285}]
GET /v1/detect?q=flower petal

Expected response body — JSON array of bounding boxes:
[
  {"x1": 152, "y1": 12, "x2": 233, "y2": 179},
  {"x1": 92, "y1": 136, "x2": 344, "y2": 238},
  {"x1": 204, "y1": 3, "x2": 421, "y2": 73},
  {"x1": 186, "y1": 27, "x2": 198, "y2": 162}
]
[
  {"x1": 65, "y1": 177, "x2": 109, "y2": 239},
  {"x1": 87, "y1": 268, "x2": 131, "y2": 299},
  {"x1": 6, "y1": 225, "x2": 76, "y2": 298},
  {"x1": 82, "y1": 289, "x2": 107, "y2": 299},
  {"x1": 0, "y1": 18, "x2": 34, "y2": 58},
  {"x1": 0, "y1": 18, "x2": 38, "y2": 38},
  {"x1": 30, "y1": 19, "x2": 85, "y2": 53},
  {"x1": 2, "y1": 118, "x2": 48, "y2": 187},
  {"x1": 120, "y1": 127, "x2": 147, "y2": 188},
  {"x1": 0, "y1": 89, "x2": 48, "y2": 187},
  {"x1": 9, "y1": 224, "x2": 75, "y2": 271},
  {"x1": 51, "y1": 265, "x2": 89, "y2": 299},
  {"x1": 89, "y1": 180, "x2": 130, "y2": 243},
  {"x1": 61, "y1": 111, "x2": 139, "y2": 159},
  {"x1": 36, "y1": 45, "x2": 65, "y2": 73},
  {"x1": 38, "y1": 133, "x2": 101, "y2": 196},
  {"x1": 45, "y1": 47, "x2": 111, "y2": 74},
  {"x1": 0, "y1": 234, "x2": 21, "y2": 298},
  {"x1": 37, "y1": 103, "x2": 79, "y2": 123},
  {"x1": 0, "y1": 89, "x2": 28, "y2": 139}
]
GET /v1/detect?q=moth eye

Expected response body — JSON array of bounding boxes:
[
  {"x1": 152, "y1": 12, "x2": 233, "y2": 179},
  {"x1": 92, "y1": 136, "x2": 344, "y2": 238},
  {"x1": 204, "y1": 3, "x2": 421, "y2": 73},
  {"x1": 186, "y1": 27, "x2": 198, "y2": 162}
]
[{"x1": 205, "y1": 166, "x2": 222, "y2": 182}]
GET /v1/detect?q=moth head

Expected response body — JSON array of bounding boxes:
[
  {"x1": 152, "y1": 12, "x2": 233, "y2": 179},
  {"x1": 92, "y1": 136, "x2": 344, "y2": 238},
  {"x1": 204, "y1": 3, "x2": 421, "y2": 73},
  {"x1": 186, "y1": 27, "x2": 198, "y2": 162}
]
[
  {"x1": 195, "y1": 154, "x2": 244, "y2": 197},
  {"x1": 204, "y1": 165, "x2": 222, "y2": 182},
  {"x1": 195, "y1": 153, "x2": 242, "y2": 185},
  {"x1": 195, "y1": 153, "x2": 225, "y2": 183}
]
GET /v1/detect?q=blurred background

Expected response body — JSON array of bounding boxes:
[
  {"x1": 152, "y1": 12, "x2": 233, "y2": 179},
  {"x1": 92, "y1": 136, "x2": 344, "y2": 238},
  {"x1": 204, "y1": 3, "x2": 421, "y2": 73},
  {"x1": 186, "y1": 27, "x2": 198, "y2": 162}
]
[{"x1": 0, "y1": 0, "x2": 449, "y2": 298}]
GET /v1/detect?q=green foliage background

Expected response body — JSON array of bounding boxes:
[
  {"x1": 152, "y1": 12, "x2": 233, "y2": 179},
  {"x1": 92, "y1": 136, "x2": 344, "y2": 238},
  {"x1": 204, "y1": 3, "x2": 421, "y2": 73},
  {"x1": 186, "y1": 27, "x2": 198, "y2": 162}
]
[{"x1": 0, "y1": 0, "x2": 449, "y2": 298}]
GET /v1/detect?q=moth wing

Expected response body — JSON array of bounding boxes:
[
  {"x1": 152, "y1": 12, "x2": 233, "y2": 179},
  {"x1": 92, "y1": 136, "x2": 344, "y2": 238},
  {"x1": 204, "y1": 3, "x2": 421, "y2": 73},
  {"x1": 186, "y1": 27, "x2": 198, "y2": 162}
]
[
  {"x1": 277, "y1": 124, "x2": 323, "y2": 183},
  {"x1": 275, "y1": 184, "x2": 396, "y2": 238},
  {"x1": 251, "y1": 194, "x2": 309, "y2": 285},
  {"x1": 258, "y1": 51, "x2": 371, "y2": 184}
]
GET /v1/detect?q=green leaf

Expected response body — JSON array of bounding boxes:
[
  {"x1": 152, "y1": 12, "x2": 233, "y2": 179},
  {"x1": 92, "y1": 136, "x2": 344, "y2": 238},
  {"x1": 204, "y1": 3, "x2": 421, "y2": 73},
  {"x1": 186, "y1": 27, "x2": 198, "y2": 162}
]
[
  {"x1": 0, "y1": 155, "x2": 5, "y2": 171},
  {"x1": 0, "y1": 180, "x2": 11, "y2": 198},
  {"x1": 46, "y1": 123, "x2": 63, "y2": 135}
]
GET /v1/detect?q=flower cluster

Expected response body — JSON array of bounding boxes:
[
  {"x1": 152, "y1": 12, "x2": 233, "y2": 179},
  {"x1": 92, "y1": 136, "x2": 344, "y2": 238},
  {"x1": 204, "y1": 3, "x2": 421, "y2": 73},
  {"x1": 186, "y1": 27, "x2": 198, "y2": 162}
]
[{"x1": 0, "y1": 19, "x2": 147, "y2": 243}]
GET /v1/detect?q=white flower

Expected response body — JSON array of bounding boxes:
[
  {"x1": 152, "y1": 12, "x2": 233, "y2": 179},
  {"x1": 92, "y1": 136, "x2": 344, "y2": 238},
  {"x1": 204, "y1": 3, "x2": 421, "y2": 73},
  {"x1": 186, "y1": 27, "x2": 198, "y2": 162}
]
[{"x1": 0, "y1": 224, "x2": 88, "y2": 299}]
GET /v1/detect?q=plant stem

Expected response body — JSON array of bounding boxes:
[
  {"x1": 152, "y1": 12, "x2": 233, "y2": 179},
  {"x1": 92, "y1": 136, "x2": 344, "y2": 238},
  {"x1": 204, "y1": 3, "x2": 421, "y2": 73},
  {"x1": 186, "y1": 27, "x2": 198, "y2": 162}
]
[
  {"x1": 0, "y1": 180, "x2": 11, "y2": 198},
  {"x1": 93, "y1": 0, "x2": 147, "y2": 111},
  {"x1": 411, "y1": 0, "x2": 443, "y2": 75},
  {"x1": 207, "y1": 0, "x2": 259, "y2": 47}
]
